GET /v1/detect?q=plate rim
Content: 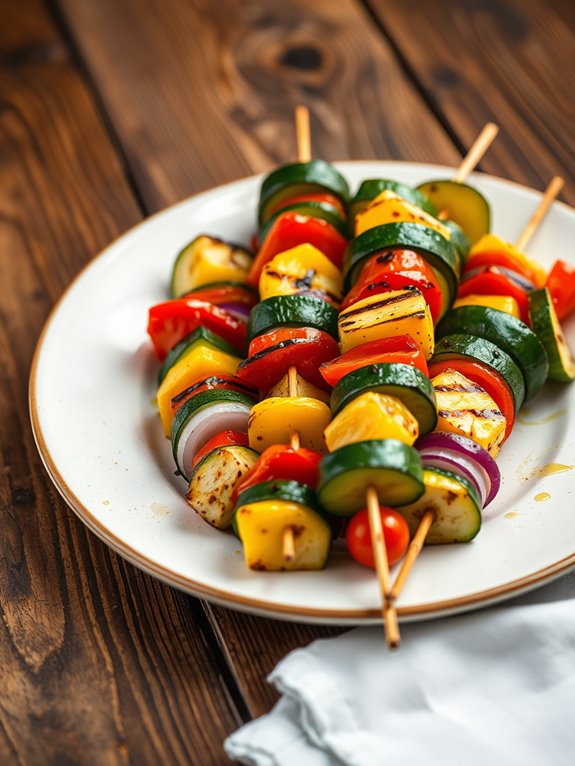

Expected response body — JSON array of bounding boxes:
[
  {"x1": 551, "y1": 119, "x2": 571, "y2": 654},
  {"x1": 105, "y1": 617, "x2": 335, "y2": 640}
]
[{"x1": 29, "y1": 161, "x2": 575, "y2": 624}]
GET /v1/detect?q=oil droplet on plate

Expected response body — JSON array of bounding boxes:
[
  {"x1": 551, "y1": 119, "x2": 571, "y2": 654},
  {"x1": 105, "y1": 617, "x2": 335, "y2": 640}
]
[
  {"x1": 516, "y1": 409, "x2": 566, "y2": 426},
  {"x1": 504, "y1": 512, "x2": 518, "y2": 519},
  {"x1": 530, "y1": 462, "x2": 573, "y2": 478},
  {"x1": 535, "y1": 492, "x2": 551, "y2": 502},
  {"x1": 102, "y1": 500, "x2": 110, "y2": 506}
]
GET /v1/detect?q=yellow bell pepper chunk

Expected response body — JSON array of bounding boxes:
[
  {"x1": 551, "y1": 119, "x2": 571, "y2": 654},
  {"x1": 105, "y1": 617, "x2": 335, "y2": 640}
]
[
  {"x1": 248, "y1": 397, "x2": 331, "y2": 453},
  {"x1": 157, "y1": 344, "x2": 241, "y2": 437},
  {"x1": 259, "y1": 243, "x2": 343, "y2": 304},
  {"x1": 325, "y1": 392, "x2": 419, "y2": 452},
  {"x1": 452, "y1": 294, "x2": 521, "y2": 318},
  {"x1": 268, "y1": 371, "x2": 330, "y2": 404},
  {"x1": 179, "y1": 236, "x2": 252, "y2": 291},
  {"x1": 338, "y1": 288, "x2": 435, "y2": 359},
  {"x1": 236, "y1": 500, "x2": 331, "y2": 571},
  {"x1": 355, "y1": 191, "x2": 451, "y2": 240},
  {"x1": 432, "y1": 369, "x2": 506, "y2": 457},
  {"x1": 469, "y1": 234, "x2": 547, "y2": 288}
]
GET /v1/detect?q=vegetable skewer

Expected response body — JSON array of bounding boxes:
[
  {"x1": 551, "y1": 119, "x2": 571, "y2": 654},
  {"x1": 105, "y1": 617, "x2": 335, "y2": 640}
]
[
  {"x1": 453, "y1": 123, "x2": 499, "y2": 184},
  {"x1": 296, "y1": 105, "x2": 400, "y2": 646},
  {"x1": 394, "y1": 174, "x2": 566, "y2": 600}
]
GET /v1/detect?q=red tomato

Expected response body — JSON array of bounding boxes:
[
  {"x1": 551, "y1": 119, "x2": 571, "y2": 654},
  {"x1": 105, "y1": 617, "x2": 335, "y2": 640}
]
[{"x1": 346, "y1": 507, "x2": 410, "y2": 569}]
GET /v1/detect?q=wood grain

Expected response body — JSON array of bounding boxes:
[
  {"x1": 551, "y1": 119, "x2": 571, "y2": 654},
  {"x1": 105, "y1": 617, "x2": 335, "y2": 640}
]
[
  {"x1": 56, "y1": 0, "x2": 464, "y2": 718},
  {"x1": 366, "y1": 0, "x2": 575, "y2": 203},
  {"x1": 0, "y1": 3, "x2": 242, "y2": 762}
]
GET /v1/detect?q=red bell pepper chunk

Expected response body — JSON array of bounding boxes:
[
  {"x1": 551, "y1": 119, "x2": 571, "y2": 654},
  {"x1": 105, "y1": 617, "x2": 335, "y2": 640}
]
[
  {"x1": 236, "y1": 327, "x2": 339, "y2": 392},
  {"x1": 191, "y1": 430, "x2": 249, "y2": 470},
  {"x1": 248, "y1": 212, "x2": 348, "y2": 285},
  {"x1": 170, "y1": 375, "x2": 258, "y2": 416},
  {"x1": 428, "y1": 358, "x2": 515, "y2": 440},
  {"x1": 320, "y1": 335, "x2": 428, "y2": 387},
  {"x1": 341, "y1": 249, "x2": 443, "y2": 322},
  {"x1": 147, "y1": 298, "x2": 247, "y2": 360},
  {"x1": 232, "y1": 445, "x2": 321, "y2": 502},
  {"x1": 458, "y1": 267, "x2": 532, "y2": 324},
  {"x1": 464, "y1": 250, "x2": 540, "y2": 286},
  {"x1": 546, "y1": 259, "x2": 575, "y2": 321}
]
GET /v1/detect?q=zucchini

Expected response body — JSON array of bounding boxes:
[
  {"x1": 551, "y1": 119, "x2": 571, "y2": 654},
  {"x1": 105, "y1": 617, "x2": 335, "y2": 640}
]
[
  {"x1": 187, "y1": 446, "x2": 258, "y2": 529},
  {"x1": 247, "y1": 294, "x2": 339, "y2": 341},
  {"x1": 397, "y1": 467, "x2": 481, "y2": 544},
  {"x1": 258, "y1": 161, "x2": 350, "y2": 226},
  {"x1": 443, "y1": 219, "x2": 470, "y2": 263},
  {"x1": 318, "y1": 439, "x2": 424, "y2": 516},
  {"x1": 235, "y1": 479, "x2": 321, "y2": 512},
  {"x1": 350, "y1": 179, "x2": 437, "y2": 219},
  {"x1": 259, "y1": 201, "x2": 349, "y2": 241},
  {"x1": 529, "y1": 288, "x2": 575, "y2": 383},
  {"x1": 170, "y1": 235, "x2": 252, "y2": 297},
  {"x1": 338, "y1": 288, "x2": 435, "y2": 359},
  {"x1": 432, "y1": 333, "x2": 526, "y2": 411},
  {"x1": 171, "y1": 390, "x2": 256, "y2": 480},
  {"x1": 343, "y1": 223, "x2": 460, "y2": 318},
  {"x1": 330, "y1": 363, "x2": 437, "y2": 434},
  {"x1": 158, "y1": 326, "x2": 239, "y2": 385},
  {"x1": 416, "y1": 180, "x2": 490, "y2": 244},
  {"x1": 436, "y1": 305, "x2": 549, "y2": 400}
]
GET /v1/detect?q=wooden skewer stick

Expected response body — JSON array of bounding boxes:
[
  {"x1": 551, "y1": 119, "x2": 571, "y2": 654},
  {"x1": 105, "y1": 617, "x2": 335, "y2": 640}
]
[
  {"x1": 453, "y1": 122, "x2": 499, "y2": 184},
  {"x1": 282, "y1": 526, "x2": 296, "y2": 562},
  {"x1": 389, "y1": 510, "x2": 435, "y2": 601},
  {"x1": 366, "y1": 485, "x2": 401, "y2": 649},
  {"x1": 295, "y1": 105, "x2": 312, "y2": 163},
  {"x1": 515, "y1": 176, "x2": 564, "y2": 252}
]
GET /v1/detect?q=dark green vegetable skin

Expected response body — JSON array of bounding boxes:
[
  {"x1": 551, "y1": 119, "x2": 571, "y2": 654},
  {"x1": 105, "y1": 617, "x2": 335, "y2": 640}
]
[
  {"x1": 350, "y1": 179, "x2": 437, "y2": 218},
  {"x1": 436, "y1": 306, "x2": 549, "y2": 400},
  {"x1": 158, "y1": 326, "x2": 240, "y2": 384},
  {"x1": 330, "y1": 363, "x2": 437, "y2": 434},
  {"x1": 247, "y1": 294, "x2": 339, "y2": 342},
  {"x1": 432, "y1": 333, "x2": 526, "y2": 411}
]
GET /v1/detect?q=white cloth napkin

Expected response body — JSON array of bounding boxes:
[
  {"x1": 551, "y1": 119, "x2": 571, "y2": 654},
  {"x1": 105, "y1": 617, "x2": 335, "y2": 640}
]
[{"x1": 225, "y1": 573, "x2": 575, "y2": 766}]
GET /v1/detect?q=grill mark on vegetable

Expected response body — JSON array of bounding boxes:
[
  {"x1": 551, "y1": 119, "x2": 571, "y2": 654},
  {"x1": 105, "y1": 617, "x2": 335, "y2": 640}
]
[
  {"x1": 438, "y1": 408, "x2": 504, "y2": 419},
  {"x1": 340, "y1": 291, "x2": 417, "y2": 318},
  {"x1": 172, "y1": 376, "x2": 257, "y2": 404},
  {"x1": 238, "y1": 337, "x2": 311, "y2": 367},
  {"x1": 265, "y1": 269, "x2": 341, "y2": 302},
  {"x1": 434, "y1": 383, "x2": 484, "y2": 393},
  {"x1": 340, "y1": 310, "x2": 427, "y2": 329}
]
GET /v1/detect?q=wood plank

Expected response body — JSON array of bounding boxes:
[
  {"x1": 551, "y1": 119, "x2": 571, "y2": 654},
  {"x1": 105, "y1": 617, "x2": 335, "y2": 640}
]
[
  {"x1": 366, "y1": 0, "x2": 575, "y2": 203},
  {"x1": 0, "y1": 4, "x2": 244, "y2": 763},
  {"x1": 56, "y1": 0, "x2": 464, "y2": 719}
]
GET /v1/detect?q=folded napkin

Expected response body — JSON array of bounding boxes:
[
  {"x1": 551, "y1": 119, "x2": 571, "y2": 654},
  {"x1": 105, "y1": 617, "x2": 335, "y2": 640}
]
[{"x1": 225, "y1": 573, "x2": 575, "y2": 766}]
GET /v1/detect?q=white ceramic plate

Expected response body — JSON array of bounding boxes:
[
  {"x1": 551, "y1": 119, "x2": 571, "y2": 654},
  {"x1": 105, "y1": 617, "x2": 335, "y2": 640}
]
[{"x1": 30, "y1": 162, "x2": 575, "y2": 624}]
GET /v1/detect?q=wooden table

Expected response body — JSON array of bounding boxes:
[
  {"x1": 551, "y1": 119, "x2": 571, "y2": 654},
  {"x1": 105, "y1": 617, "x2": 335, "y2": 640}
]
[{"x1": 2, "y1": 0, "x2": 573, "y2": 762}]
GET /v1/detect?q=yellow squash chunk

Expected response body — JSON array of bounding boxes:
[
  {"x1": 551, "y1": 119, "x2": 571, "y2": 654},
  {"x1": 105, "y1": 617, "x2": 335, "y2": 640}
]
[
  {"x1": 432, "y1": 369, "x2": 506, "y2": 457},
  {"x1": 453, "y1": 294, "x2": 520, "y2": 318},
  {"x1": 236, "y1": 500, "x2": 331, "y2": 571},
  {"x1": 248, "y1": 397, "x2": 331, "y2": 453},
  {"x1": 470, "y1": 234, "x2": 546, "y2": 288},
  {"x1": 176, "y1": 236, "x2": 252, "y2": 291},
  {"x1": 259, "y1": 243, "x2": 343, "y2": 305},
  {"x1": 338, "y1": 288, "x2": 435, "y2": 359},
  {"x1": 268, "y1": 371, "x2": 330, "y2": 404},
  {"x1": 355, "y1": 191, "x2": 451, "y2": 239},
  {"x1": 157, "y1": 344, "x2": 240, "y2": 437},
  {"x1": 325, "y1": 391, "x2": 419, "y2": 452}
]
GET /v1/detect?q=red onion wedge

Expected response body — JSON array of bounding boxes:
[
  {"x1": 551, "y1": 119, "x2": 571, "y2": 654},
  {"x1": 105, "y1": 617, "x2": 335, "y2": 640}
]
[
  {"x1": 219, "y1": 302, "x2": 252, "y2": 321},
  {"x1": 415, "y1": 432, "x2": 500, "y2": 508},
  {"x1": 175, "y1": 401, "x2": 252, "y2": 481}
]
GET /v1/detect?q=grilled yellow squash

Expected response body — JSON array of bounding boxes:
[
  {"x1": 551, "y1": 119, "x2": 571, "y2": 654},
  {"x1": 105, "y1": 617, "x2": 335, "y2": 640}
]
[
  {"x1": 432, "y1": 369, "x2": 506, "y2": 457},
  {"x1": 338, "y1": 288, "x2": 434, "y2": 358},
  {"x1": 259, "y1": 244, "x2": 343, "y2": 305},
  {"x1": 355, "y1": 191, "x2": 452, "y2": 239}
]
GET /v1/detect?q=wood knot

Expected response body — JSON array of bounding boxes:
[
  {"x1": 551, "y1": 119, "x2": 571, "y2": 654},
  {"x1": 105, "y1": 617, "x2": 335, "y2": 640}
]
[
  {"x1": 11, "y1": 488, "x2": 36, "y2": 507},
  {"x1": 278, "y1": 46, "x2": 323, "y2": 71}
]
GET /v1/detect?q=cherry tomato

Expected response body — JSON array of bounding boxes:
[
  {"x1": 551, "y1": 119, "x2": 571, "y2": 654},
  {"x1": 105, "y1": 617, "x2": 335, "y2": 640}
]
[{"x1": 346, "y1": 507, "x2": 410, "y2": 569}]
